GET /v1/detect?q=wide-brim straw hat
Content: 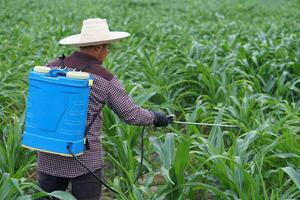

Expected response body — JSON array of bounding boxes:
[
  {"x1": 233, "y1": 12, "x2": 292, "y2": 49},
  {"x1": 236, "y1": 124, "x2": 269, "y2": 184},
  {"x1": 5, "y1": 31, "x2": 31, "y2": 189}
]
[{"x1": 59, "y1": 18, "x2": 130, "y2": 47}]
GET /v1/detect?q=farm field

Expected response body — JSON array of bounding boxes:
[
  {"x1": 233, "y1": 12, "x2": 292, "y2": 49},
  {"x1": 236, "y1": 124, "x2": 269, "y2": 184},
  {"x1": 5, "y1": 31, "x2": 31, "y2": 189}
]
[{"x1": 1, "y1": 0, "x2": 300, "y2": 199}]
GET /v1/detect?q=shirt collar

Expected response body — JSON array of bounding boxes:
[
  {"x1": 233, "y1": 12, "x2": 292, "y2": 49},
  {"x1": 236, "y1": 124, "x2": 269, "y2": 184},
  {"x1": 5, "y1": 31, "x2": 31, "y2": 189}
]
[{"x1": 71, "y1": 51, "x2": 102, "y2": 65}]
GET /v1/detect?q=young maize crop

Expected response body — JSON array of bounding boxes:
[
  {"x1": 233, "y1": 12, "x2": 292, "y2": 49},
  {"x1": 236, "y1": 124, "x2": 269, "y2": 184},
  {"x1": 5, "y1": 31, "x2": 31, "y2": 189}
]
[{"x1": 1, "y1": 0, "x2": 300, "y2": 199}]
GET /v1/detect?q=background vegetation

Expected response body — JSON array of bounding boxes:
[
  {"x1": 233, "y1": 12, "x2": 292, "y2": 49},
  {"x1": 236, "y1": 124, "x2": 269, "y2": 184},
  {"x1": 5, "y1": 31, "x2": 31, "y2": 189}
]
[{"x1": 1, "y1": 0, "x2": 300, "y2": 199}]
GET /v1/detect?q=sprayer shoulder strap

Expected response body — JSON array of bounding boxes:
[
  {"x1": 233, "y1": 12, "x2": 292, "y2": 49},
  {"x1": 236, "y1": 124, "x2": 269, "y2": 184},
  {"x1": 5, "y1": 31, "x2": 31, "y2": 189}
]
[
  {"x1": 84, "y1": 112, "x2": 100, "y2": 150},
  {"x1": 77, "y1": 63, "x2": 92, "y2": 71},
  {"x1": 59, "y1": 54, "x2": 65, "y2": 67}
]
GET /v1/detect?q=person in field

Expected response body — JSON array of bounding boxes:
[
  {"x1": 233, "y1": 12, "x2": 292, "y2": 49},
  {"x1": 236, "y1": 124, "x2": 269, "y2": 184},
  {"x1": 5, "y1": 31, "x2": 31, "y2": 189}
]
[{"x1": 38, "y1": 18, "x2": 170, "y2": 200}]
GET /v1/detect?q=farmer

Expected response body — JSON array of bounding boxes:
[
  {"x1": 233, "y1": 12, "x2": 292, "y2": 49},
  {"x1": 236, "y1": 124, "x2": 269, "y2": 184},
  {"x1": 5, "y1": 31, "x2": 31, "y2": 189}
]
[{"x1": 38, "y1": 18, "x2": 170, "y2": 200}]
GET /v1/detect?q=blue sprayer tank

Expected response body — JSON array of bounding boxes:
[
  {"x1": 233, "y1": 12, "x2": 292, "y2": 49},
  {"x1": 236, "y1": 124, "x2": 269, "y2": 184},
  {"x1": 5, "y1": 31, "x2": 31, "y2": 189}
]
[{"x1": 22, "y1": 66, "x2": 93, "y2": 156}]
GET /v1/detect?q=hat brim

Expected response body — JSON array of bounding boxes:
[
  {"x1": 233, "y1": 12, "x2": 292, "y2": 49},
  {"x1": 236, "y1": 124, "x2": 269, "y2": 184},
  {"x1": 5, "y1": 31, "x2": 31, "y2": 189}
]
[{"x1": 59, "y1": 31, "x2": 130, "y2": 47}]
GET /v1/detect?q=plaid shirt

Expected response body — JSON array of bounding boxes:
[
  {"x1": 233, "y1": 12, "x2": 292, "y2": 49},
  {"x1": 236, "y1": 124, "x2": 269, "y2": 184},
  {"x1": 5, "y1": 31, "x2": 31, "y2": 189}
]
[{"x1": 37, "y1": 51, "x2": 155, "y2": 178}]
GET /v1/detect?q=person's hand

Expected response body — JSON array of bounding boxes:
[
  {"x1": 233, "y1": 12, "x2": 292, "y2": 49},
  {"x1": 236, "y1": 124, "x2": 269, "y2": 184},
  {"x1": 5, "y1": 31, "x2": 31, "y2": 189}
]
[{"x1": 153, "y1": 112, "x2": 173, "y2": 127}]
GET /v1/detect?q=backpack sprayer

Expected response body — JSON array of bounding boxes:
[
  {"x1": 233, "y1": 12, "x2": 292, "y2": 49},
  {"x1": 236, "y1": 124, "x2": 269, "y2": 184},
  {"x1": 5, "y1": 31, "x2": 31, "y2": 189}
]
[
  {"x1": 22, "y1": 66, "x2": 120, "y2": 194},
  {"x1": 22, "y1": 66, "x2": 93, "y2": 156},
  {"x1": 22, "y1": 66, "x2": 238, "y2": 195}
]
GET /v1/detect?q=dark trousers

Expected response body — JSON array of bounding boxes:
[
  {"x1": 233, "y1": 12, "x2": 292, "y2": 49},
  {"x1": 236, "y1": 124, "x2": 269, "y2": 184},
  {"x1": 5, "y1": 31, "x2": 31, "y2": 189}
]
[{"x1": 38, "y1": 169, "x2": 102, "y2": 200}]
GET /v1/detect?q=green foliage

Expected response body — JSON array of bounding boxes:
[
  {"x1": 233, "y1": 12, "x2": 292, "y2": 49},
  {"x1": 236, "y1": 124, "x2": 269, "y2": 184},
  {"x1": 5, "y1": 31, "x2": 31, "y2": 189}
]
[
  {"x1": 0, "y1": 172, "x2": 76, "y2": 200},
  {"x1": 1, "y1": 0, "x2": 300, "y2": 199}
]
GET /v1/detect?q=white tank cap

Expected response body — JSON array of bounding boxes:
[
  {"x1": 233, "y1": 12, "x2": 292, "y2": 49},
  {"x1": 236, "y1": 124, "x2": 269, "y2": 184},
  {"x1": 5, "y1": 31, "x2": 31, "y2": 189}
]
[
  {"x1": 33, "y1": 66, "x2": 51, "y2": 73},
  {"x1": 66, "y1": 71, "x2": 90, "y2": 80}
]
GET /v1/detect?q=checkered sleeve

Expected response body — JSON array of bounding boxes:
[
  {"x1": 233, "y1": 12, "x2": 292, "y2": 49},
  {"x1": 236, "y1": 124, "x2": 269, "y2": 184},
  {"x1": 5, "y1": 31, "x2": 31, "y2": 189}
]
[{"x1": 106, "y1": 76, "x2": 155, "y2": 126}]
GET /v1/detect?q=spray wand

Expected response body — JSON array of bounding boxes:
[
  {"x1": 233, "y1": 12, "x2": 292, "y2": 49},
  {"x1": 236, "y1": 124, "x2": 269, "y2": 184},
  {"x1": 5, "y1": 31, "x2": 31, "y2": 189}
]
[
  {"x1": 67, "y1": 114, "x2": 238, "y2": 196},
  {"x1": 167, "y1": 115, "x2": 238, "y2": 128}
]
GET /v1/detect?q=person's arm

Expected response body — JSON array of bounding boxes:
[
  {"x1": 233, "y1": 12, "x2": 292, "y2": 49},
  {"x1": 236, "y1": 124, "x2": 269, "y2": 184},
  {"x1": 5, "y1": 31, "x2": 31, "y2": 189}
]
[{"x1": 105, "y1": 76, "x2": 155, "y2": 126}]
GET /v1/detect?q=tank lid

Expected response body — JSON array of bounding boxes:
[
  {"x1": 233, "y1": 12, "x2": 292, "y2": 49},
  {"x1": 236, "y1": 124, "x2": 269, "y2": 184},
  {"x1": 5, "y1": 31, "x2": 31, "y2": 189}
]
[
  {"x1": 66, "y1": 71, "x2": 90, "y2": 80},
  {"x1": 33, "y1": 66, "x2": 51, "y2": 73}
]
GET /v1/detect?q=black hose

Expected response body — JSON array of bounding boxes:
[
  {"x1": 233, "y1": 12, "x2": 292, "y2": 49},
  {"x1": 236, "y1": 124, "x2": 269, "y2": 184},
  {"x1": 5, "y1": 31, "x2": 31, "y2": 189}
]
[
  {"x1": 134, "y1": 126, "x2": 145, "y2": 183},
  {"x1": 66, "y1": 126, "x2": 147, "y2": 195},
  {"x1": 123, "y1": 126, "x2": 146, "y2": 194},
  {"x1": 66, "y1": 145, "x2": 119, "y2": 195}
]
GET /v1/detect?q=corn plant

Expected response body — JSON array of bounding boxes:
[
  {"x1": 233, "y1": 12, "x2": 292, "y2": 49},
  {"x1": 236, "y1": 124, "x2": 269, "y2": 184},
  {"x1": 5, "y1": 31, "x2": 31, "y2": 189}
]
[{"x1": 1, "y1": 0, "x2": 300, "y2": 199}]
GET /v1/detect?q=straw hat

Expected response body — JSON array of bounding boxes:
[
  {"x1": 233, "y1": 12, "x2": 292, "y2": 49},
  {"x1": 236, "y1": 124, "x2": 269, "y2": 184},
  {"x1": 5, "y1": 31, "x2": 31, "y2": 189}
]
[{"x1": 59, "y1": 18, "x2": 130, "y2": 47}]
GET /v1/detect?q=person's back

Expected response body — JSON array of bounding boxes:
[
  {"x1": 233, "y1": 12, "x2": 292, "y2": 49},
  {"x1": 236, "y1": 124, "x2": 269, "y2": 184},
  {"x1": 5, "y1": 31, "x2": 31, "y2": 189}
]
[{"x1": 37, "y1": 18, "x2": 170, "y2": 200}]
